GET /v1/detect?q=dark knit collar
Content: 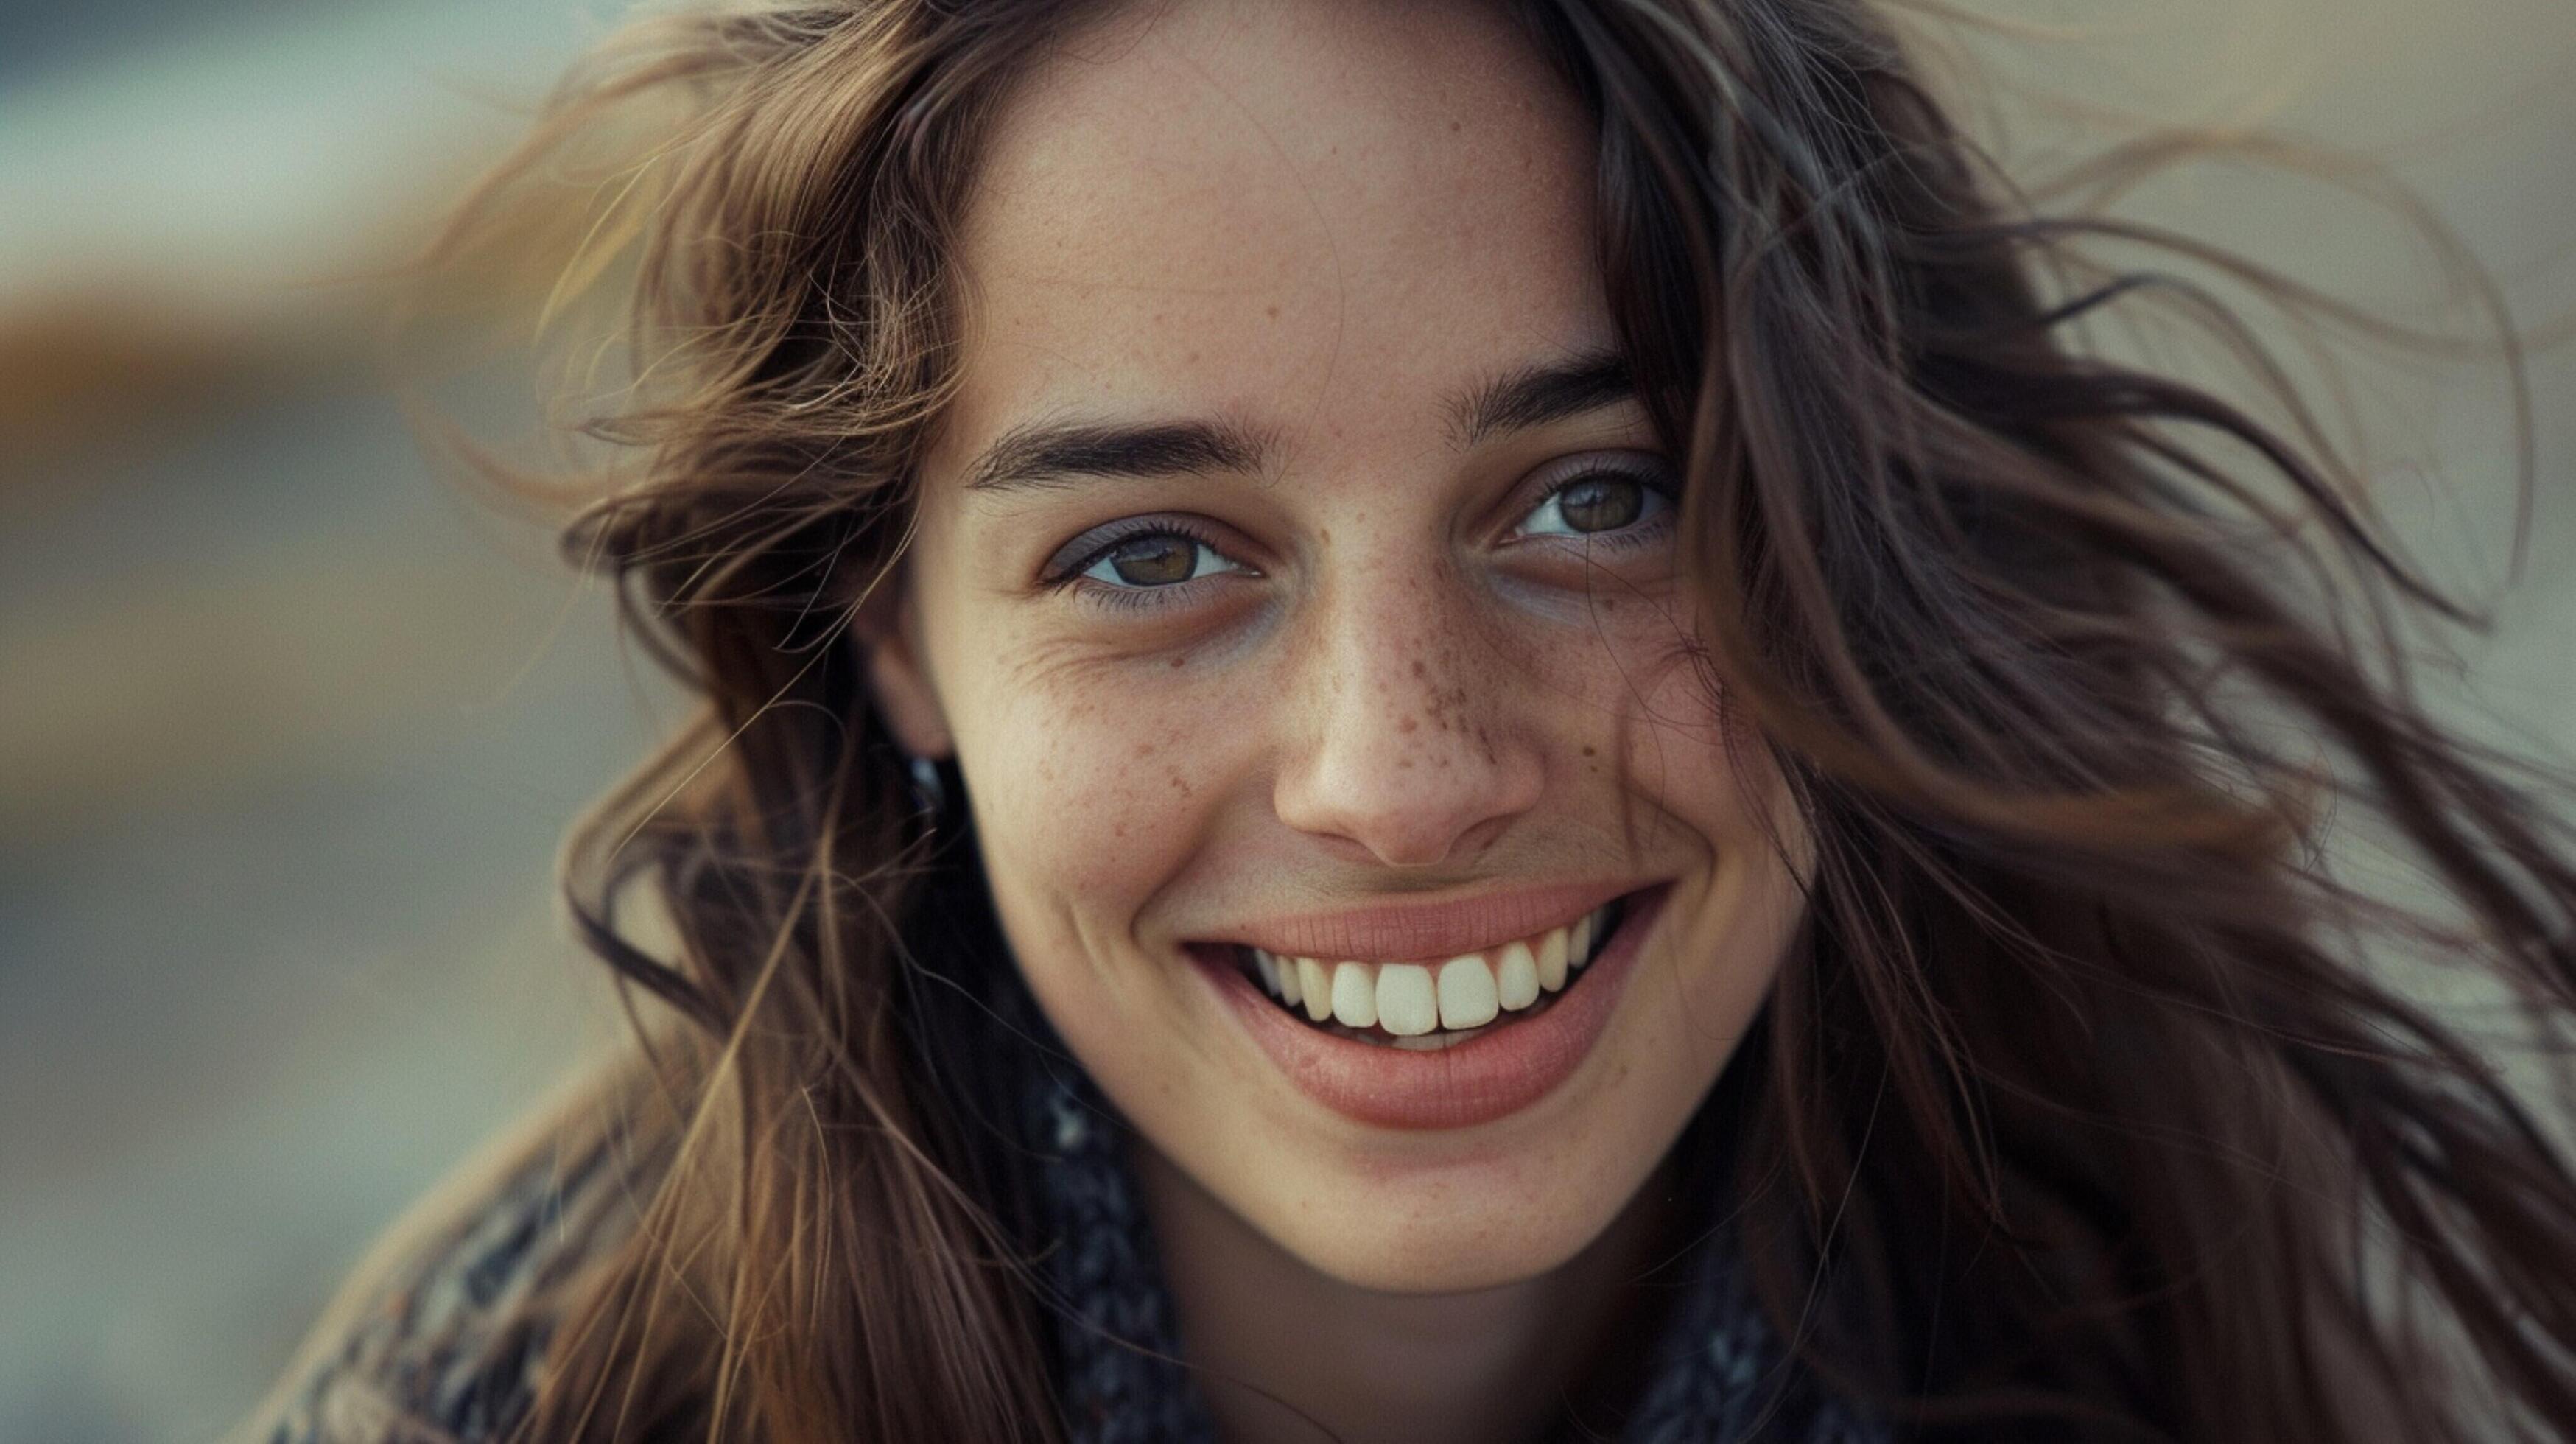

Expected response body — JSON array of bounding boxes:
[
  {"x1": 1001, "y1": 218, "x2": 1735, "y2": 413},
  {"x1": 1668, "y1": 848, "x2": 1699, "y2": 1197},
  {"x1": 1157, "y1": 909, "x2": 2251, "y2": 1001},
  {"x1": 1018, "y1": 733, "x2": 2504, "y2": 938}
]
[{"x1": 1011, "y1": 1049, "x2": 1882, "y2": 1444}]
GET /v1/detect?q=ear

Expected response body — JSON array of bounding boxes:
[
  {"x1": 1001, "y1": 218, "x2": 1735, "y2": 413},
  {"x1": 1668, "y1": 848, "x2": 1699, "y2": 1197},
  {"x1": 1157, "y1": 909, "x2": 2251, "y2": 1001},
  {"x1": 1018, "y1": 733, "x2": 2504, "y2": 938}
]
[{"x1": 853, "y1": 565, "x2": 953, "y2": 760}]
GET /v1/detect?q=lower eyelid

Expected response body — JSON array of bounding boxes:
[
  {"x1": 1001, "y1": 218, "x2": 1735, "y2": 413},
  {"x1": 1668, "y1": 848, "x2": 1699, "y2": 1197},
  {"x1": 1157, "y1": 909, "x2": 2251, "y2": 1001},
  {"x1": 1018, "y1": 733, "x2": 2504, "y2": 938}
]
[
  {"x1": 1070, "y1": 572, "x2": 1254, "y2": 615},
  {"x1": 1531, "y1": 527, "x2": 1668, "y2": 556},
  {"x1": 1073, "y1": 580, "x2": 1179, "y2": 611}
]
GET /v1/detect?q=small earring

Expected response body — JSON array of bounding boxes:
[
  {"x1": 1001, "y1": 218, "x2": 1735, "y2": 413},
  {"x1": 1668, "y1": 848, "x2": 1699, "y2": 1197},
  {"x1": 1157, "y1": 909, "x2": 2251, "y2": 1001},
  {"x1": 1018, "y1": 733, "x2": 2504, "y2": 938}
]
[{"x1": 907, "y1": 754, "x2": 947, "y2": 821}]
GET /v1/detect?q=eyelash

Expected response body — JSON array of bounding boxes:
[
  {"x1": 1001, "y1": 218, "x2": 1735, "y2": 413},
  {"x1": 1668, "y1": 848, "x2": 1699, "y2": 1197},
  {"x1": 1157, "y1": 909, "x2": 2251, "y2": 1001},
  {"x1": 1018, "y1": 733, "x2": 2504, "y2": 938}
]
[
  {"x1": 1507, "y1": 456, "x2": 1678, "y2": 550},
  {"x1": 1042, "y1": 455, "x2": 1679, "y2": 609},
  {"x1": 1042, "y1": 516, "x2": 1246, "y2": 611}
]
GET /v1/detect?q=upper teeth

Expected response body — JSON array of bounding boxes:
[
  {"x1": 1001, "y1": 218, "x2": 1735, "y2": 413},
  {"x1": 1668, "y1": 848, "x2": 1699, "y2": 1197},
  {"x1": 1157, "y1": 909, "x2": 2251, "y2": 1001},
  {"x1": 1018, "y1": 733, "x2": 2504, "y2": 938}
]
[{"x1": 1246, "y1": 905, "x2": 1615, "y2": 1034}]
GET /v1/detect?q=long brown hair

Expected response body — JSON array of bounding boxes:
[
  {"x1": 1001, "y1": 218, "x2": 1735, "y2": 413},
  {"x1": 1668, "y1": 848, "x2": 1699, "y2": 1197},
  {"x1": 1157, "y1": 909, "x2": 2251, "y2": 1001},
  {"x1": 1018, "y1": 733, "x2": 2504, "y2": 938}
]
[{"x1": 345, "y1": 0, "x2": 2576, "y2": 1439}]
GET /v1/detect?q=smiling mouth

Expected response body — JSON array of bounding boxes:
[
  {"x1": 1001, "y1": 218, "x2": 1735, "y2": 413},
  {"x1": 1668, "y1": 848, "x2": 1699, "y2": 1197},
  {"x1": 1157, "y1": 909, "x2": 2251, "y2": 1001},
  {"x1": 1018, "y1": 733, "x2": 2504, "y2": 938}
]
[{"x1": 1233, "y1": 893, "x2": 1632, "y2": 1051}]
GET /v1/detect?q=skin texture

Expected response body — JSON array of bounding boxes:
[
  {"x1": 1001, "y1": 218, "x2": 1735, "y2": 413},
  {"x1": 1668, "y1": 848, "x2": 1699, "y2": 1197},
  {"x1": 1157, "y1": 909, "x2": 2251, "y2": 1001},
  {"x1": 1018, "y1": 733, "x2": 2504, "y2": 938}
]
[{"x1": 863, "y1": 1, "x2": 1815, "y2": 1437}]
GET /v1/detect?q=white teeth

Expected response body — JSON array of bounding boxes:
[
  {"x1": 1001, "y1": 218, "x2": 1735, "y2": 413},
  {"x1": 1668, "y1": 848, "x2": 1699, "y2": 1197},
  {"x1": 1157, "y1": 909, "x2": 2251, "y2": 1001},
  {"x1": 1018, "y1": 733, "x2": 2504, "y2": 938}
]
[
  {"x1": 1376, "y1": 964, "x2": 1439, "y2": 1036},
  {"x1": 1495, "y1": 939, "x2": 1540, "y2": 1011},
  {"x1": 1330, "y1": 961, "x2": 1378, "y2": 1028},
  {"x1": 1248, "y1": 900, "x2": 1626, "y2": 1037},
  {"x1": 1391, "y1": 1029, "x2": 1470, "y2": 1051},
  {"x1": 1535, "y1": 926, "x2": 1570, "y2": 992},
  {"x1": 1436, "y1": 955, "x2": 1499, "y2": 1030},
  {"x1": 1298, "y1": 958, "x2": 1332, "y2": 1022}
]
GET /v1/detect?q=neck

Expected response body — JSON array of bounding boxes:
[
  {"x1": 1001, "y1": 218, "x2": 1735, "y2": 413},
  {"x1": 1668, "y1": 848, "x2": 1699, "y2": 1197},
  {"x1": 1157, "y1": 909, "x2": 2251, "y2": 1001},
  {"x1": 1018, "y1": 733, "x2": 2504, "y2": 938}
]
[{"x1": 1135, "y1": 1144, "x2": 1680, "y2": 1444}]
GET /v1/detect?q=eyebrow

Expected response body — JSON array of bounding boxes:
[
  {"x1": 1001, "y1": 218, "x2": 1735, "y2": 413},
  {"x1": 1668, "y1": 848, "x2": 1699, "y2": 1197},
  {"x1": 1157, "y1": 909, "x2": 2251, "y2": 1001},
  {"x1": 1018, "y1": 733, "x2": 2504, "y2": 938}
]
[
  {"x1": 1448, "y1": 349, "x2": 1638, "y2": 448},
  {"x1": 960, "y1": 349, "x2": 1638, "y2": 494},
  {"x1": 966, "y1": 417, "x2": 1274, "y2": 493}
]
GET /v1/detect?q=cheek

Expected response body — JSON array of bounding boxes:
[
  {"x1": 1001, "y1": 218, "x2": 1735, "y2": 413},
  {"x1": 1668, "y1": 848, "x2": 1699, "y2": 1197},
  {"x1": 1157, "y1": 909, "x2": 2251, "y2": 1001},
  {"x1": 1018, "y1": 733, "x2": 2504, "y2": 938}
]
[
  {"x1": 952, "y1": 642, "x2": 1260, "y2": 933},
  {"x1": 1537, "y1": 603, "x2": 1769, "y2": 838}
]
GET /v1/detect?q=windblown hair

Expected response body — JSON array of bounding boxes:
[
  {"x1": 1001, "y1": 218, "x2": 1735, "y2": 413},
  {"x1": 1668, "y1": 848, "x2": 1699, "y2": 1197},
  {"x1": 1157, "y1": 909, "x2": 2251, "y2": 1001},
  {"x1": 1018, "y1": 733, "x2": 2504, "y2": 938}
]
[{"x1": 320, "y1": 0, "x2": 2576, "y2": 1440}]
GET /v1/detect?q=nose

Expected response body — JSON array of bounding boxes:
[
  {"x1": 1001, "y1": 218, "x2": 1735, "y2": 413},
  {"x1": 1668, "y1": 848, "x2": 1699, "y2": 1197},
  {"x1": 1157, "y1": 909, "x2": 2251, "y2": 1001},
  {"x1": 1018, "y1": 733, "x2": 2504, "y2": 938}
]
[{"x1": 1271, "y1": 571, "x2": 1547, "y2": 869}]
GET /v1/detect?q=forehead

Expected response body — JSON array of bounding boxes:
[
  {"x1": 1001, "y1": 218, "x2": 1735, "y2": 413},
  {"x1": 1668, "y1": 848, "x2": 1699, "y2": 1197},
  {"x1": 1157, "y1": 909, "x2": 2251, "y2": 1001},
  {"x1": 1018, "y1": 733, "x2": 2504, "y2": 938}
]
[{"x1": 940, "y1": 0, "x2": 1607, "y2": 460}]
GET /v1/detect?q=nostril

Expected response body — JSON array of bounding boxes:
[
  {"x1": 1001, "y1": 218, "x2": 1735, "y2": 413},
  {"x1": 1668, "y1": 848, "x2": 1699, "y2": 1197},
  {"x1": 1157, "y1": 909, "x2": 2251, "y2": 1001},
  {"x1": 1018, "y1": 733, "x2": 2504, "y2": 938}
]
[{"x1": 1272, "y1": 724, "x2": 1543, "y2": 871}]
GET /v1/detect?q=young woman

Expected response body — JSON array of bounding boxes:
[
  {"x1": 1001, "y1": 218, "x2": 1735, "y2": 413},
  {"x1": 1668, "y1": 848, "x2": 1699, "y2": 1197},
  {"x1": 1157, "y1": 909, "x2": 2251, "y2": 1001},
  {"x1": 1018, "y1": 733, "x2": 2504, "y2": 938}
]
[{"x1": 248, "y1": 1, "x2": 2576, "y2": 1440}]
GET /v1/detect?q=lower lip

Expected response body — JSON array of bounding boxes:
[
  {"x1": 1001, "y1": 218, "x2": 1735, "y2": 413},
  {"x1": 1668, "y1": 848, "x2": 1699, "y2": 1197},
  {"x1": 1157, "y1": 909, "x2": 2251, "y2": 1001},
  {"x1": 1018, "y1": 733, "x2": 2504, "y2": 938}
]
[{"x1": 1197, "y1": 886, "x2": 1668, "y2": 1131}]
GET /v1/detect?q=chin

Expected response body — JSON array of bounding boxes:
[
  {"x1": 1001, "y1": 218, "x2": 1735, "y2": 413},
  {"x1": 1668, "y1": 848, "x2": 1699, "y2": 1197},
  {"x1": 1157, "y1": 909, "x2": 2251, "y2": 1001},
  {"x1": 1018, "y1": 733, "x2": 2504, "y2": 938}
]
[{"x1": 1270, "y1": 1186, "x2": 1639, "y2": 1296}]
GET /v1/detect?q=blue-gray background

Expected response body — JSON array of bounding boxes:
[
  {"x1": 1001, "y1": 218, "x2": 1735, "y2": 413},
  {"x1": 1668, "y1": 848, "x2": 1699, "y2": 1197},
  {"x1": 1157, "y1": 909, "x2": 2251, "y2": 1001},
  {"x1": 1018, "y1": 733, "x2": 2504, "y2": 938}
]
[{"x1": 1, "y1": 1, "x2": 2570, "y2": 1440}]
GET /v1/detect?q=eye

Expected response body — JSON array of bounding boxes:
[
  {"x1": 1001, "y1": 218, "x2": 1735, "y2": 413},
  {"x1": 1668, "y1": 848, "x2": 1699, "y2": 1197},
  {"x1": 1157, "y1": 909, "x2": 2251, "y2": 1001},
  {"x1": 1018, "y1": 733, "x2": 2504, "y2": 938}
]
[
  {"x1": 1045, "y1": 518, "x2": 1254, "y2": 600},
  {"x1": 1512, "y1": 455, "x2": 1676, "y2": 542},
  {"x1": 1081, "y1": 532, "x2": 1243, "y2": 588}
]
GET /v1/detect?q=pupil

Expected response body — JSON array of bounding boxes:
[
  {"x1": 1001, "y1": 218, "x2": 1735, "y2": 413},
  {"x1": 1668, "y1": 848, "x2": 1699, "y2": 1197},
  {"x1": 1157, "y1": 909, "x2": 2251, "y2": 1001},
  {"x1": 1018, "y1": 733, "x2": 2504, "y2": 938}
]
[
  {"x1": 1560, "y1": 476, "x2": 1642, "y2": 533},
  {"x1": 1109, "y1": 535, "x2": 1196, "y2": 586}
]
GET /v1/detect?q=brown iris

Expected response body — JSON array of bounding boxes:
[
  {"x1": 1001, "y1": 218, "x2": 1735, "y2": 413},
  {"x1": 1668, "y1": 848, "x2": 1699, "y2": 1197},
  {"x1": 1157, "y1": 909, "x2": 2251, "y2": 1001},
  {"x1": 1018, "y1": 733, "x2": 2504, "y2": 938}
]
[
  {"x1": 1557, "y1": 475, "x2": 1644, "y2": 533},
  {"x1": 1103, "y1": 533, "x2": 1198, "y2": 586}
]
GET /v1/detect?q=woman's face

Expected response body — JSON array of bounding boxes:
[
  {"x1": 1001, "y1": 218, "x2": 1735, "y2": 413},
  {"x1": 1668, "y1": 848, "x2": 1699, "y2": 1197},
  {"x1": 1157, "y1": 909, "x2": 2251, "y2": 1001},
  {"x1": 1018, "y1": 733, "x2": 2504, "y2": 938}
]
[{"x1": 868, "y1": 0, "x2": 1813, "y2": 1294}]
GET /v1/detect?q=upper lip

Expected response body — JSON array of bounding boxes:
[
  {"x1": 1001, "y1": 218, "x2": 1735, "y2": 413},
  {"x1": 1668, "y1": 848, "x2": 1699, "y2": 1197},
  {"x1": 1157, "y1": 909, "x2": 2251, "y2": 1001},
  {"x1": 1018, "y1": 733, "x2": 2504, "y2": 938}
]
[{"x1": 1207, "y1": 880, "x2": 1646, "y2": 964}]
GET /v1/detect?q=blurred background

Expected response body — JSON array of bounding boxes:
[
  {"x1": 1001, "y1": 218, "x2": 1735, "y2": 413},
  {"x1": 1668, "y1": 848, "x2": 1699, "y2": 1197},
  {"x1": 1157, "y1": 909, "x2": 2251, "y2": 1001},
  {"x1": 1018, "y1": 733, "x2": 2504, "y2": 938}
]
[{"x1": 0, "y1": 1, "x2": 2569, "y2": 1439}]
